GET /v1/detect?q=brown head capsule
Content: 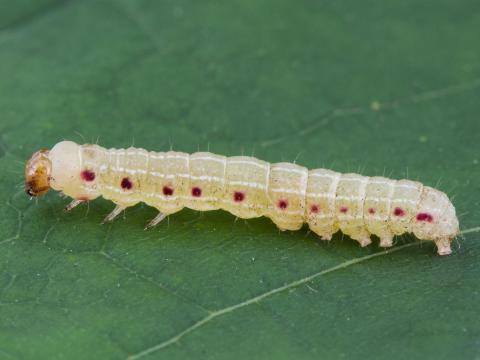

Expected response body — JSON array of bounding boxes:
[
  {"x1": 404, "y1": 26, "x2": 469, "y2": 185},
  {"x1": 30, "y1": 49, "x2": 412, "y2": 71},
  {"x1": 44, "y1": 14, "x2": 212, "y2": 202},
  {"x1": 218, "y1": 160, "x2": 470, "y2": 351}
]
[{"x1": 25, "y1": 149, "x2": 51, "y2": 197}]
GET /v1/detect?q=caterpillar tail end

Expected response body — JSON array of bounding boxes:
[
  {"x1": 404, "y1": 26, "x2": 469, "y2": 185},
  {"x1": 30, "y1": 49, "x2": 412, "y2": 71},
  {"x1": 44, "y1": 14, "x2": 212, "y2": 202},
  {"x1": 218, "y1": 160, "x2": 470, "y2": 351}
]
[{"x1": 434, "y1": 238, "x2": 452, "y2": 256}]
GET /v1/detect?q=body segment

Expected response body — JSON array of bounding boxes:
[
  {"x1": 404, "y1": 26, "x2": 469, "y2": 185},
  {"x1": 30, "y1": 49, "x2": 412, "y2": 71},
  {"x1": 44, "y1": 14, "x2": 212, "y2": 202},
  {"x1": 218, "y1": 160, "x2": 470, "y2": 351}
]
[{"x1": 25, "y1": 141, "x2": 460, "y2": 255}]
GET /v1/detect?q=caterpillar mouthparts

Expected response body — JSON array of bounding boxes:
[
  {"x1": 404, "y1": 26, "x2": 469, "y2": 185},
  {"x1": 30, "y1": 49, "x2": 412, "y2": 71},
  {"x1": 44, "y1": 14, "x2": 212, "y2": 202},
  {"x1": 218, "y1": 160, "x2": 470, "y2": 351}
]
[
  {"x1": 25, "y1": 148, "x2": 51, "y2": 197},
  {"x1": 25, "y1": 141, "x2": 459, "y2": 255}
]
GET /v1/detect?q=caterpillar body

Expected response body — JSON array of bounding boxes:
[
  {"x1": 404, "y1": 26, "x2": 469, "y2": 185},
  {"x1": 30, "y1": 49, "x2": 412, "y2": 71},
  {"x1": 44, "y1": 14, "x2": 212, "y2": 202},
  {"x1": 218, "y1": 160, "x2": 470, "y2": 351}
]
[{"x1": 25, "y1": 141, "x2": 459, "y2": 255}]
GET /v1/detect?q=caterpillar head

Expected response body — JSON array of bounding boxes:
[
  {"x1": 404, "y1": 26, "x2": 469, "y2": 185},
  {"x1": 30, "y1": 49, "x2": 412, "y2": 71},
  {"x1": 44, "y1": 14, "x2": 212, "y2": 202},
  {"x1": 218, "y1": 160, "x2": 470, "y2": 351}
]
[
  {"x1": 411, "y1": 187, "x2": 459, "y2": 255},
  {"x1": 25, "y1": 141, "x2": 100, "y2": 200},
  {"x1": 25, "y1": 149, "x2": 51, "y2": 197}
]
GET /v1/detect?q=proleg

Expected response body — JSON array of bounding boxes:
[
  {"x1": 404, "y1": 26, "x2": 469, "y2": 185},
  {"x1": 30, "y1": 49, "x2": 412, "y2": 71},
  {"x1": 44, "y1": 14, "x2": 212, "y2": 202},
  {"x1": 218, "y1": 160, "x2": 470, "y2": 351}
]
[{"x1": 25, "y1": 141, "x2": 460, "y2": 255}]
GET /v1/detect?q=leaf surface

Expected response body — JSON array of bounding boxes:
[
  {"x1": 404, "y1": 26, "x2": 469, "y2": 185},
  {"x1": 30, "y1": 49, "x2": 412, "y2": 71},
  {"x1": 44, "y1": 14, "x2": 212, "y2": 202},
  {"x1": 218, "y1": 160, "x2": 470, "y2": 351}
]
[{"x1": 0, "y1": 0, "x2": 479, "y2": 359}]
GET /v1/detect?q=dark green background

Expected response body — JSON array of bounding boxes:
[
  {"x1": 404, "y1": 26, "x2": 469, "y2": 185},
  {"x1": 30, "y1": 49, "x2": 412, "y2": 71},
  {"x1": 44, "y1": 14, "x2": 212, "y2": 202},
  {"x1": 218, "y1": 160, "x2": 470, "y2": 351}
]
[{"x1": 1, "y1": 0, "x2": 479, "y2": 359}]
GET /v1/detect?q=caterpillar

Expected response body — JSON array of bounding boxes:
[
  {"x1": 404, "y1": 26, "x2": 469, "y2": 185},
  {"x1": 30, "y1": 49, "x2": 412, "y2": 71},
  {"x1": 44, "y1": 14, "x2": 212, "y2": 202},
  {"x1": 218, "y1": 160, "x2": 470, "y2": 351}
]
[{"x1": 25, "y1": 141, "x2": 459, "y2": 255}]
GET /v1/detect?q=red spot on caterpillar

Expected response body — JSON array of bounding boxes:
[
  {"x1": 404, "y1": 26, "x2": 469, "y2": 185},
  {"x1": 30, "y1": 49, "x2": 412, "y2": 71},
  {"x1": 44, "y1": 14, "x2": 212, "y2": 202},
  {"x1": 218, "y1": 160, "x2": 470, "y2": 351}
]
[
  {"x1": 163, "y1": 186, "x2": 174, "y2": 196},
  {"x1": 278, "y1": 199, "x2": 288, "y2": 209},
  {"x1": 233, "y1": 191, "x2": 245, "y2": 202},
  {"x1": 121, "y1": 177, "x2": 133, "y2": 190},
  {"x1": 416, "y1": 212, "x2": 433, "y2": 222},
  {"x1": 77, "y1": 196, "x2": 90, "y2": 201},
  {"x1": 368, "y1": 207, "x2": 376, "y2": 214},
  {"x1": 393, "y1": 207, "x2": 405, "y2": 217},
  {"x1": 80, "y1": 170, "x2": 95, "y2": 182},
  {"x1": 310, "y1": 205, "x2": 320, "y2": 214},
  {"x1": 340, "y1": 206, "x2": 348, "y2": 213},
  {"x1": 192, "y1": 187, "x2": 202, "y2": 197}
]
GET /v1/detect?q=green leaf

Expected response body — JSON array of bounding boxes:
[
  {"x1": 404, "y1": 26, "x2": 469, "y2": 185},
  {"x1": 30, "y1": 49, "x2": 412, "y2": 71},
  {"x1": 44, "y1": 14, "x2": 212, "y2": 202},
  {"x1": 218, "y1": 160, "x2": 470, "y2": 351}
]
[{"x1": 1, "y1": 0, "x2": 479, "y2": 359}]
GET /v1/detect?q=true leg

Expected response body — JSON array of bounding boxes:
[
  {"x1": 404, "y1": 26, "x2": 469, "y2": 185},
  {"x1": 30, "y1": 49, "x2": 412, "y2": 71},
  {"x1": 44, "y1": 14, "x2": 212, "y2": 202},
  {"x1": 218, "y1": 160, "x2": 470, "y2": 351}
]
[
  {"x1": 64, "y1": 199, "x2": 85, "y2": 212},
  {"x1": 102, "y1": 205, "x2": 125, "y2": 224},
  {"x1": 145, "y1": 212, "x2": 167, "y2": 230}
]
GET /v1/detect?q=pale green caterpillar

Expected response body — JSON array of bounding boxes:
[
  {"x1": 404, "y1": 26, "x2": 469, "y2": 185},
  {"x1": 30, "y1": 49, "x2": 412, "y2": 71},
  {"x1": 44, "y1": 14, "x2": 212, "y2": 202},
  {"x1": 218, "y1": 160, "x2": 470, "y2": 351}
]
[{"x1": 25, "y1": 141, "x2": 459, "y2": 255}]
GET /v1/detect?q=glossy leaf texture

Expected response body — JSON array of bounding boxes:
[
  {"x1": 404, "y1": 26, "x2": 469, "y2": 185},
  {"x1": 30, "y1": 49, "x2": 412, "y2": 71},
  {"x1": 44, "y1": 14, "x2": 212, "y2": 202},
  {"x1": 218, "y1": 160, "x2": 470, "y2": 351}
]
[{"x1": 0, "y1": 0, "x2": 479, "y2": 359}]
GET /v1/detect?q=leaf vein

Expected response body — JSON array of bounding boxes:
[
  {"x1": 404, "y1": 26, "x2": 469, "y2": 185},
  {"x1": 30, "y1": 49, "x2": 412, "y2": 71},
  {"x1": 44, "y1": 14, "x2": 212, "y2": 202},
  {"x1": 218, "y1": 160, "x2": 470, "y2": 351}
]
[
  {"x1": 99, "y1": 252, "x2": 210, "y2": 313},
  {"x1": 261, "y1": 77, "x2": 480, "y2": 148},
  {"x1": 0, "y1": 202, "x2": 23, "y2": 246},
  {"x1": 126, "y1": 241, "x2": 421, "y2": 359},
  {"x1": 127, "y1": 225, "x2": 480, "y2": 359}
]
